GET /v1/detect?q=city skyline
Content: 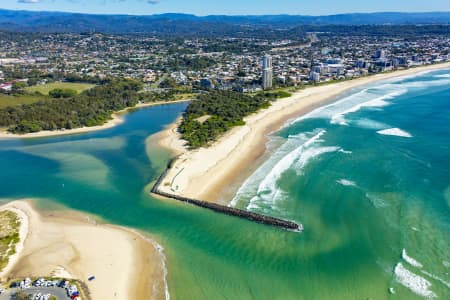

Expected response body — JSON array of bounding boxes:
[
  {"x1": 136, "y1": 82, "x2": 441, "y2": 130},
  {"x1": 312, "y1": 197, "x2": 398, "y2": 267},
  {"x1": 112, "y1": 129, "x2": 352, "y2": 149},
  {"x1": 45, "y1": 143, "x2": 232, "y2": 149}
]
[{"x1": 1, "y1": 0, "x2": 450, "y2": 16}]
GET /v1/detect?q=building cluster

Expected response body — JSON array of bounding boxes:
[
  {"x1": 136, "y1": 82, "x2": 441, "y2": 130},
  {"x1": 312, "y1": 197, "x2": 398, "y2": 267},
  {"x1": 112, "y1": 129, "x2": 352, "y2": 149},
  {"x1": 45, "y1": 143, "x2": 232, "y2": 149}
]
[{"x1": 0, "y1": 32, "x2": 449, "y2": 92}]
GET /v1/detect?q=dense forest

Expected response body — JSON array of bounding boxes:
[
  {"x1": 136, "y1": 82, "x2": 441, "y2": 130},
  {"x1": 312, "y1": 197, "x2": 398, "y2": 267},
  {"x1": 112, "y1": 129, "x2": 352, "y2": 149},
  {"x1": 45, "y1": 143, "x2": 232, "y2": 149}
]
[
  {"x1": 0, "y1": 80, "x2": 174, "y2": 133},
  {"x1": 179, "y1": 91, "x2": 287, "y2": 148}
]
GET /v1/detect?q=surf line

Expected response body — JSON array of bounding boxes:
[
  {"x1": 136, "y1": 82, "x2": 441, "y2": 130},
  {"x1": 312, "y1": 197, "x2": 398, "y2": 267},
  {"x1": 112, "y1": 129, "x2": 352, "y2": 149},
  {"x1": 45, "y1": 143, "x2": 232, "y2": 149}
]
[{"x1": 151, "y1": 159, "x2": 303, "y2": 232}]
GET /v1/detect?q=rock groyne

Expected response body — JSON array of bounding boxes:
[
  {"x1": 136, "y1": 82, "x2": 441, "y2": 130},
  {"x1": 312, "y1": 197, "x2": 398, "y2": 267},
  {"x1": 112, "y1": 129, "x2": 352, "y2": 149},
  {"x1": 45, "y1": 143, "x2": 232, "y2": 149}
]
[{"x1": 151, "y1": 162, "x2": 303, "y2": 231}]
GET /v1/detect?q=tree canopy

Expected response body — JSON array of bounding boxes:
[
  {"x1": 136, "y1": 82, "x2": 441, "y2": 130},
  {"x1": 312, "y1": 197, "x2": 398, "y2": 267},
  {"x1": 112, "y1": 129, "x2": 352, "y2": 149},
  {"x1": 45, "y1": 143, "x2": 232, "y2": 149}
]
[
  {"x1": 179, "y1": 91, "x2": 274, "y2": 148},
  {"x1": 0, "y1": 80, "x2": 144, "y2": 133}
]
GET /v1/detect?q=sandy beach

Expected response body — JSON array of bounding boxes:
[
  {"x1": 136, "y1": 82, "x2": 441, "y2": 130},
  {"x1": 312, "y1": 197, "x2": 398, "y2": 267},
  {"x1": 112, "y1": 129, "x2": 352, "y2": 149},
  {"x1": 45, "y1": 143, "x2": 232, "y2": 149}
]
[
  {"x1": 0, "y1": 99, "x2": 191, "y2": 139},
  {"x1": 156, "y1": 63, "x2": 450, "y2": 203},
  {"x1": 0, "y1": 205, "x2": 29, "y2": 281},
  {"x1": 0, "y1": 200, "x2": 167, "y2": 300}
]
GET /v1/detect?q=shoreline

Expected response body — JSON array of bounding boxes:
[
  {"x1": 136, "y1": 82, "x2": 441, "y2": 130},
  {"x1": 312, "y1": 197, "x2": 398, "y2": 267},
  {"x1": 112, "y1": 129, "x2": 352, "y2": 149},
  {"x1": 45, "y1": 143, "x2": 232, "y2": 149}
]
[
  {"x1": 0, "y1": 99, "x2": 191, "y2": 139},
  {"x1": 0, "y1": 205, "x2": 29, "y2": 281},
  {"x1": 155, "y1": 62, "x2": 450, "y2": 203},
  {"x1": 0, "y1": 200, "x2": 168, "y2": 300}
]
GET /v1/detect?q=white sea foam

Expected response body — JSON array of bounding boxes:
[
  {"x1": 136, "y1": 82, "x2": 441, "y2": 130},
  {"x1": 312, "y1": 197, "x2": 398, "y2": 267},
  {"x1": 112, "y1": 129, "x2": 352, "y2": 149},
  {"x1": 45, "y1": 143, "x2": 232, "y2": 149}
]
[
  {"x1": 434, "y1": 74, "x2": 450, "y2": 79},
  {"x1": 284, "y1": 72, "x2": 450, "y2": 129},
  {"x1": 354, "y1": 118, "x2": 390, "y2": 130},
  {"x1": 404, "y1": 78, "x2": 450, "y2": 89},
  {"x1": 338, "y1": 149, "x2": 352, "y2": 154},
  {"x1": 230, "y1": 130, "x2": 318, "y2": 207},
  {"x1": 443, "y1": 261, "x2": 450, "y2": 268},
  {"x1": 377, "y1": 128, "x2": 413, "y2": 138},
  {"x1": 330, "y1": 92, "x2": 397, "y2": 125},
  {"x1": 394, "y1": 263, "x2": 436, "y2": 298},
  {"x1": 336, "y1": 179, "x2": 357, "y2": 187},
  {"x1": 247, "y1": 130, "x2": 327, "y2": 210},
  {"x1": 292, "y1": 146, "x2": 340, "y2": 176},
  {"x1": 402, "y1": 249, "x2": 423, "y2": 268},
  {"x1": 125, "y1": 230, "x2": 170, "y2": 300},
  {"x1": 241, "y1": 129, "x2": 342, "y2": 211},
  {"x1": 422, "y1": 270, "x2": 450, "y2": 289}
]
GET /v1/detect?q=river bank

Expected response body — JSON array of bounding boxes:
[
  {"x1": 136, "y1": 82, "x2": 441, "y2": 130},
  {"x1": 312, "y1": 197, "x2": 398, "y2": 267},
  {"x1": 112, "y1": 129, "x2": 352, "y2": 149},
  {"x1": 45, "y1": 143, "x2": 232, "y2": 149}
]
[
  {"x1": 0, "y1": 99, "x2": 191, "y2": 139},
  {"x1": 155, "y1": 62, "x2": 450, "y2": 204},
  {"x1": 0, "y1": 200, "x2": 167, "y2": 300}
]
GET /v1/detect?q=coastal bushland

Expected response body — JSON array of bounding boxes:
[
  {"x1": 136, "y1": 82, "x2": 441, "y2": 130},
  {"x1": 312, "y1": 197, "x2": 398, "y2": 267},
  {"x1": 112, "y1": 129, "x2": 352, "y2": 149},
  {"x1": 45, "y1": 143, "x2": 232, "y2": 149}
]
[
  {"x1": 0, "y1": 80, "x2": 176, "y2": 134},
  {"x1": 179, "y1": 91, "x2": 287, "y2": 148}
]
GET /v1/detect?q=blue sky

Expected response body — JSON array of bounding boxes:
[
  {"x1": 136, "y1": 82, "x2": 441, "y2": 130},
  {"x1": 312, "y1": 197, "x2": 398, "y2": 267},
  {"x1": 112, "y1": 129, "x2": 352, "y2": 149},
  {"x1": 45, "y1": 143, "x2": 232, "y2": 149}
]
[{"x1": 3, "y1": 0, "x2": 450, "y2": 16}]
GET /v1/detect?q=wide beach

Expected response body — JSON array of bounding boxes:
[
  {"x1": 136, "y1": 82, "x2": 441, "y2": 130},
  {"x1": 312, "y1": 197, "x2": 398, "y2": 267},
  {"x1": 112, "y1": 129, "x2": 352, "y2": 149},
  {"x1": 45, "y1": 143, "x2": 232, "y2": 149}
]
[
  {"x1": 0, "y1": 200, "x2": 167, "y2": 300},
  {"x1": 155, "y1": 62, "x2": 450, "y2": 203}
]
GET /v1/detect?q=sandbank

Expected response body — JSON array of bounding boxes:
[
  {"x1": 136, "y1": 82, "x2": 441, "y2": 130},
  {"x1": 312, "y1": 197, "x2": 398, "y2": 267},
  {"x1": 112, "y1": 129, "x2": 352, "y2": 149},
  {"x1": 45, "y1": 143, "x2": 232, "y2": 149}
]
[
  {"x1": 155, "y1": 63, "x2": 450, "y2": 203},
  {"x1": 0, "y1": 200, "x2": 167, "y2": 300}
]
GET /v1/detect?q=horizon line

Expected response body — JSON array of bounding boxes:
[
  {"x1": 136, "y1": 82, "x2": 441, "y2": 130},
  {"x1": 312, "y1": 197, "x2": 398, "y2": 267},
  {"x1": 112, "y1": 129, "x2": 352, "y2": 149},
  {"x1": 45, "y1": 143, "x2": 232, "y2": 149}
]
[{"x1": 1, "y1": 8, "x2": 450, "y2": 18}]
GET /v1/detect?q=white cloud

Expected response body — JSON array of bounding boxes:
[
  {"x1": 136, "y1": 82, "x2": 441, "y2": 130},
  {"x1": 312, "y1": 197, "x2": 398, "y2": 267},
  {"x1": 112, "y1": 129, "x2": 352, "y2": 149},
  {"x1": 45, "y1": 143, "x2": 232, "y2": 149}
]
[{"x1": 18, "y1": 0, "x2": 41, "y2": 3}]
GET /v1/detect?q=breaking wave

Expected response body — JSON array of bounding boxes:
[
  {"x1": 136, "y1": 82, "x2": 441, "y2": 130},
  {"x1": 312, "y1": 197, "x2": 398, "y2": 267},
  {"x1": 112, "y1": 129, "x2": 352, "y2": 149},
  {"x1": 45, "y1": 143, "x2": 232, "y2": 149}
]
[
  {"x1": 377, "y1": 128, "x2": 413, "y2": 138},
  {"x1": 284, "y1": 72, "x2": 450, "y2": 128},
  {"x1": 402, "y1": 248, "x2": 423, "y2": 268},
  {"x1": 336, "y1": 179, "x2": 357, "y2": 187},
  {"x1": 230, "y1": 128, "x2": 343, "y2": 212},
  {"x1": 229, "y1": 130, "x2": 323, "y2": 207},
  {"x1": 421, "y1": 270, "x2": 450, "y2": 289},
  {"x1": 330, "y1": 90, "x2": 399, "y2": 126},
  {"x1": 394, "y1": 263, "x2": 436, "y2": 298},
  {"x1": 246, "y1": 130, "x2": 337, "y2": 211},
  {"x1": 434, "y1": 74, "x2": 450, "y2": 79}
]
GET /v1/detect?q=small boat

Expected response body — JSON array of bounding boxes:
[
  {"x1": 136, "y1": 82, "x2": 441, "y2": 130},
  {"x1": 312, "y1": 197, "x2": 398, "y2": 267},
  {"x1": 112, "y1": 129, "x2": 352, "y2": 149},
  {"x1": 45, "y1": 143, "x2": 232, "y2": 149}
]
[{"x1": 389, "y1": 287, "x2": 395, "y2": 294}]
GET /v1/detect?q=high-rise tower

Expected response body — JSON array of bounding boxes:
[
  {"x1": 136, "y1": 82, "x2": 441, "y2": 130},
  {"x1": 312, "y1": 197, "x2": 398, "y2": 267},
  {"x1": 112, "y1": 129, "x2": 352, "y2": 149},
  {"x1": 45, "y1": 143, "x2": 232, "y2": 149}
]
[{"x1": 262, "y1": 54, "x2": 273, "y2": 90}]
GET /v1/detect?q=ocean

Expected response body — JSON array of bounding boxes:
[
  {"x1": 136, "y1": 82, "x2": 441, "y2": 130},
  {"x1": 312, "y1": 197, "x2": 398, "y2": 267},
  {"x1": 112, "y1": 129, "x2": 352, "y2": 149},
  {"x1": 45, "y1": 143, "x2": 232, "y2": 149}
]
[{"x1": 1, "y1": 69, "x2": 449, "y2": 299}]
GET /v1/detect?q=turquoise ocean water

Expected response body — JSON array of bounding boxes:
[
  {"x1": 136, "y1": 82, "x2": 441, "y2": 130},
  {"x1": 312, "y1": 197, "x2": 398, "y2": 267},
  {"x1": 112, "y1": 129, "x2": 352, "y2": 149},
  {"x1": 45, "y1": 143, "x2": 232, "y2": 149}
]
[{"x1": 1, "y1": 69, "x2": 450, "y2": 299}]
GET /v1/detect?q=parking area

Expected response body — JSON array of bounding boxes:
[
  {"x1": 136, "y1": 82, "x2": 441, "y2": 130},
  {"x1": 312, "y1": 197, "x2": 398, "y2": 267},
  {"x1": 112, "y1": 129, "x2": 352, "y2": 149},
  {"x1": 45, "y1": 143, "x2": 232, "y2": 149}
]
[
  {"x1": 0, "y1": 278, "x2": 82, "y2": 300},
  {"x1": 0, "y1": 287, "x2": 71, "y2": 300}
]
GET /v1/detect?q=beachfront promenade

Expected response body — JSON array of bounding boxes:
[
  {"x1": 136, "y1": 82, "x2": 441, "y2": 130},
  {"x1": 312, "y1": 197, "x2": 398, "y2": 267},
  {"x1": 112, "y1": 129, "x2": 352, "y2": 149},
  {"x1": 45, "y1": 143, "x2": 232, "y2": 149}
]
[{"x1": 151, "y1": 163, "x2": 303, "y2": 231}]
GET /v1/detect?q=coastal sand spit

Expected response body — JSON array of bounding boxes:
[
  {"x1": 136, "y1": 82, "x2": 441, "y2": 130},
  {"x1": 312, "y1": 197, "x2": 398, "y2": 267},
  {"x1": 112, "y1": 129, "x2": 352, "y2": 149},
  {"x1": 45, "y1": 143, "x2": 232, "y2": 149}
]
[{"x1": 0, "y1": 200, "x2": 167, "y2": 300}]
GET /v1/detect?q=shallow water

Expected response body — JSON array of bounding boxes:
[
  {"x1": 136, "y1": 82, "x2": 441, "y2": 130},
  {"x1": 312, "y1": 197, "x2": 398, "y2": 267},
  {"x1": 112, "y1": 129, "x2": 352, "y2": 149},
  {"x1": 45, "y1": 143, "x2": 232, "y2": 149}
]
[{"x1": 1, "y1": 70, "x2": 449, "y2": 299}]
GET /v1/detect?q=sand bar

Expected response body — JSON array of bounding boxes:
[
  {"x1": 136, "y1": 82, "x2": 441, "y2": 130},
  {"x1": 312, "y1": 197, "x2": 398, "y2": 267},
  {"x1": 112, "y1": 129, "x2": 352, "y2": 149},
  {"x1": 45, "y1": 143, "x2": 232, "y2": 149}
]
[
  {"x1": 0, "y1": 200, "x2": 167, "y2": 300},
  {"x1": 156, "y1": 63, "x2": 450, "y2": 203},
  {"x1": 0, "y1": 99, "x2": 190, "y2": 139}
]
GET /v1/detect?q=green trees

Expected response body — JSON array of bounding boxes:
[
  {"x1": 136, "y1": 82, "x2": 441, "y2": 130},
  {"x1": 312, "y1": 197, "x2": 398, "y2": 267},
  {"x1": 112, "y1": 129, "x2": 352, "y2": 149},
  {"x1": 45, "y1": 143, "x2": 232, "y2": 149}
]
[
  {"x1": 11, "y1": 82, "x2": 27, "y2": 94},
  {"x1": 0, "y1": 79, "x2": 144, "y2": 134},
  {"x1": 179, "y1": 91, "x2": 272, "y2": 148},
  {"x1": 159, "y1": 77, "x2": 178, "y2": 89},
  {"x1": 49, "y1": 88, "x2": 78, "y2": 98},
  {"x1": 166, "y1": 56, "x2": 216, "y2": 71}
]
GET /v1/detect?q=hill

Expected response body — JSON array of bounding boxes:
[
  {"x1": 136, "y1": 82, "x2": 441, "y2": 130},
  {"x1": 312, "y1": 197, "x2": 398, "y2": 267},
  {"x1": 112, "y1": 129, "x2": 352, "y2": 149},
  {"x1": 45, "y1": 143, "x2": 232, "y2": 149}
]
[{"x1": 0, "y1": 10, "x2": 449, "y2": 35}]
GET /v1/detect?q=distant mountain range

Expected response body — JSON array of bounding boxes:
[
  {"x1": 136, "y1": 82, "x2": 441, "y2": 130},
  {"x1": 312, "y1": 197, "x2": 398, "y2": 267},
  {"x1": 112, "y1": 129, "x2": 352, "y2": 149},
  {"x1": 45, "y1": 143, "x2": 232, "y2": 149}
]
[{"x1": 0, "y1": 9, "x2": 450, "y2": 35}]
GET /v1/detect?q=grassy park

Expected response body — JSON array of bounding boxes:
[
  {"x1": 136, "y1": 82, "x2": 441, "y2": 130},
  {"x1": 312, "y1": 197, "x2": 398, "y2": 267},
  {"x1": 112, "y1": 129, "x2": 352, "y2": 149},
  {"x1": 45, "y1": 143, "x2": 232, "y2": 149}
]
[{"x1": 25, "y1": 82, "x2": 96, "y2": 95}]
